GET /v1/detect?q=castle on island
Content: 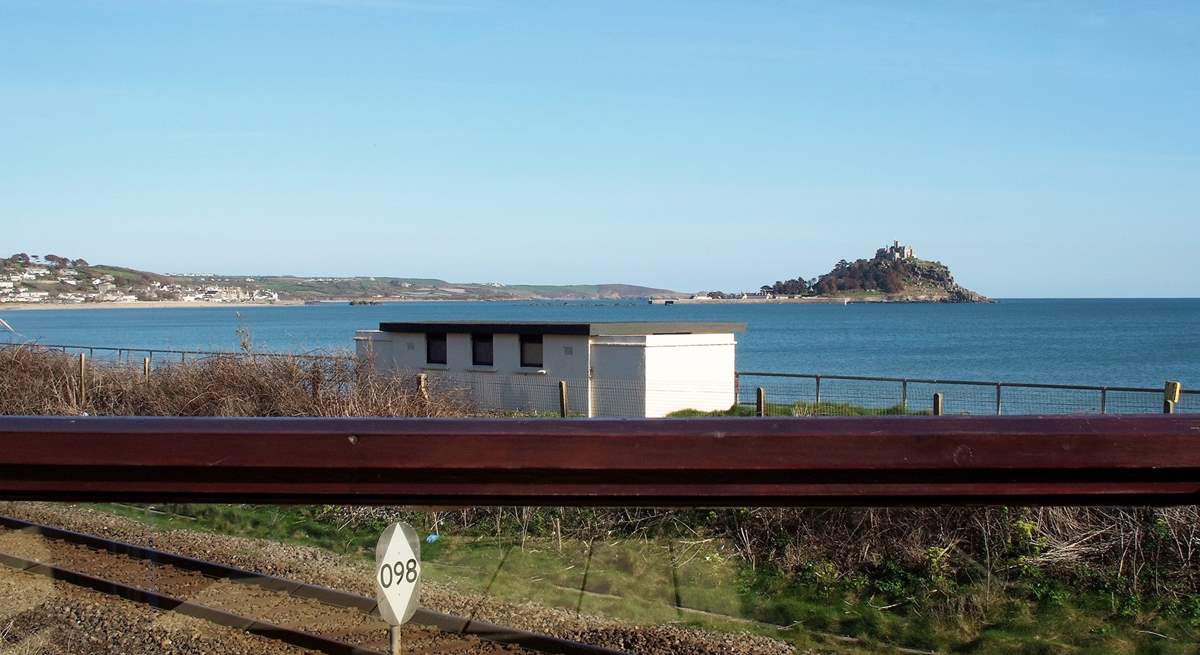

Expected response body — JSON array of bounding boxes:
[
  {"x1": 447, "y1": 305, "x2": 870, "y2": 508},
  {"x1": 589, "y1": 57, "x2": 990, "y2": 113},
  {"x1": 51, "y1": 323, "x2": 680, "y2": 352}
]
[{"x1": 882, "y1": 240, "x2": 915, "y2": 261}]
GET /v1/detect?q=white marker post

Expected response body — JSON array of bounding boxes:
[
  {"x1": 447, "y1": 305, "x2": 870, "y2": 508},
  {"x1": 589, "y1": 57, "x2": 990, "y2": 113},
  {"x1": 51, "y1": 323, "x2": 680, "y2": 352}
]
[{"x1": 375, "y1": 522, "x2": 422, "y2": 655}]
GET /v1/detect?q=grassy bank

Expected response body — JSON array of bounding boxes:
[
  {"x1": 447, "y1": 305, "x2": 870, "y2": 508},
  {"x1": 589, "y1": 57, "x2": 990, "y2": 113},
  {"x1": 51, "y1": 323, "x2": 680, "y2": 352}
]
[
  {"x1": 95, "y1": 502, "x2": 1200, "y2": 654},
  {"x1": 3, "y1": 345, "x2": 1198, "y2": 652},
  {"x1": 669, "y1": 402, "x2": 925, "y2": 417}
]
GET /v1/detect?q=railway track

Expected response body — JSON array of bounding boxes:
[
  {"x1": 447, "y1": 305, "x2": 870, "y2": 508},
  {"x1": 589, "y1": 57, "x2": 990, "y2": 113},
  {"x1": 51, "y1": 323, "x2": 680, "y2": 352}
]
[{"x1": 0, "y1": 514, "x2": 627, "y2": 655}]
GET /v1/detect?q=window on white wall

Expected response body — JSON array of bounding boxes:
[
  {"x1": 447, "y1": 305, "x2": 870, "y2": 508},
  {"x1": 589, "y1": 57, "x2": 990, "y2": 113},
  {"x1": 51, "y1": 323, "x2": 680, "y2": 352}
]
[
  {"x1": 520, "y1": 334, "x2": 543, "y2": 367},
  {"x1": 471, "y1": 333, "x2": 493, "y2": 366},
  {"x1": 426, "y1": 333, "x2": 447, "y2": 364}
]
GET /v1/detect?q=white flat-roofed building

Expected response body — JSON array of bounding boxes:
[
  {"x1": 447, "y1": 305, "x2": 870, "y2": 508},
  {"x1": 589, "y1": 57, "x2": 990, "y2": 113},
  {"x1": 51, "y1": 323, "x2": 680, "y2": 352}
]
[{"x1": 355, "y1": 321, "x2": 745, "y2": 418}]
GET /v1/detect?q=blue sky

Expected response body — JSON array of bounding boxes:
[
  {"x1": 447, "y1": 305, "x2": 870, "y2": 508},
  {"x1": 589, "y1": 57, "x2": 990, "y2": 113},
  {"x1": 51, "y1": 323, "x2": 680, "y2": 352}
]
[{"x1": 2, "y1": 1, "x2": 1198, "y2": 296}]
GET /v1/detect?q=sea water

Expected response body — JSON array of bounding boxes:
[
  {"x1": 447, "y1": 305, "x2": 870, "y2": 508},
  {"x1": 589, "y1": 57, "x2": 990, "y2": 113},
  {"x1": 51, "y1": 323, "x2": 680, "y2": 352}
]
[{"x1": 3, "y1": 298, "x2": 1198, "y2": 388}]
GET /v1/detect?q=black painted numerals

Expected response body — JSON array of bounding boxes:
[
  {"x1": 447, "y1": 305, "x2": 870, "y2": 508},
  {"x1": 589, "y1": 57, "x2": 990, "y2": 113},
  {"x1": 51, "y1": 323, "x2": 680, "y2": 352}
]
[{"x1": 379, "y1": 558, "x2": 418, "y2": 588}]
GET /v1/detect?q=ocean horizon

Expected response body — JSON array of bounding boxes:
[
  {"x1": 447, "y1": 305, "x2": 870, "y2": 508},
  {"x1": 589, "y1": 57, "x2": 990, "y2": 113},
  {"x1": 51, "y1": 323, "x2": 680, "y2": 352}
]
[{"x1": 3, "y1": 297, "x2": 1198, "y2": 389}]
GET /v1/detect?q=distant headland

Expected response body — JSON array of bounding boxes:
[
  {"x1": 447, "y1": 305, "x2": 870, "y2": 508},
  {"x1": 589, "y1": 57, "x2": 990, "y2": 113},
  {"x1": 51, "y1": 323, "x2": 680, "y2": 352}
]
[
  {"x1": 654, "y1": 242, "x2": 991, "y2": 305},
  {"x1": 0, "y1": 244, "x2": 987, "y2": 310},
  {"x1": 0, "y1": 252, "x2": 681, "y2": 308}
]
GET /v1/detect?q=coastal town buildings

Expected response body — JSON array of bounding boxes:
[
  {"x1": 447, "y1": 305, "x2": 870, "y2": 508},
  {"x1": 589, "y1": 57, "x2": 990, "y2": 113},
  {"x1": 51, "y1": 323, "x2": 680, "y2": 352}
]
[{"x1": 0, "y1": 253, "x2": 282, "y2": 305}]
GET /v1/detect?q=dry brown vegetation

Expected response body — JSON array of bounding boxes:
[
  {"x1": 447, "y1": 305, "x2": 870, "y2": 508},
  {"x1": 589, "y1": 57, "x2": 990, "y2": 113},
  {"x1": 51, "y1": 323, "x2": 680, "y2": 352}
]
[
  {"x1": 0, "y1": 344, "x2": 463, "y2": 417},
  {"x1": 2, "y1": 345, "x2": 1198, "y2": 607}
]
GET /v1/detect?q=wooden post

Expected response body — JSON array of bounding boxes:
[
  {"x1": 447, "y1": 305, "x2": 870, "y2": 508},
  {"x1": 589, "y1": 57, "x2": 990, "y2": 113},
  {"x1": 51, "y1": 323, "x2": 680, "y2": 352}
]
[
  {"x1": 389, "y1": 625, "x2": 401, "y2": 655},
  {"x1": 558, "y1": 380, "x2": 569, "y2": 417},
  {"x1": 900, "y1": 379, "x2": 908, "y2": 412},
  {"x1": 932, "y1": 392, "x2": 944, "y2": 416},
  {"x1": 994, "y1": 384, "x2": 1003, "y2": 416},
  {"x1": 417, "y1": 373, "x2": 430, "y2": 403},
  {"x1": 1099, "y1": 387, "x2": 1107, "y2": 414},
  {"x1": 756, "y1": 387, "x2": 766, "y2": 417},
  {"x1": 78, "y1": 353, "x2": 87, "y2": 406},
  {"x1": 143, "y1": 357, "x2": 151, "y2": 382},
  {"x1": 1164, "y1": 381, "x2": 1182, "y2": 414}
]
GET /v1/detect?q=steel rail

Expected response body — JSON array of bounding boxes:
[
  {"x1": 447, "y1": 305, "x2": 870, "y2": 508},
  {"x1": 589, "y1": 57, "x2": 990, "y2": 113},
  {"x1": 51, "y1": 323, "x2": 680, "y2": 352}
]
[
  {"x1": 2, "y1": 415, "x2": 1200, "y2": 505},
  {"x1": 0, "y1": 514, "x2": 625, "y2": 655},
  {"x1": 0, "y1": 551, "x2": 380, "y2": 655}
]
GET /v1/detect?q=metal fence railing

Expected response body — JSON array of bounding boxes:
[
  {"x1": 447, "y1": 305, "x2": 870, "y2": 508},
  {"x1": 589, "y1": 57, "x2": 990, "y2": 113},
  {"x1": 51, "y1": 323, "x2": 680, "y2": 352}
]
[
  {"x1": 734, "y1": 372, "x2": 1198, "y2": 416},
  {"x1": 0, "y1": 342, "x2": 351, "y2": 365},
  {"x1": 3, "y1": 341, "x2": 1191, "y2": 418}
]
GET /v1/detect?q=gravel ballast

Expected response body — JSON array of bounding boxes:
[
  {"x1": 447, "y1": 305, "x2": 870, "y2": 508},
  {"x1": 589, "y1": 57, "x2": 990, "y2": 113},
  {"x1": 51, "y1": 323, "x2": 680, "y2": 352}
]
[
  {"x1": 0, "y1": 502, "x2": 797, "y2": 655},
  {"x1": 0, "y1": 565, "x2": 315, "y2": 655}
]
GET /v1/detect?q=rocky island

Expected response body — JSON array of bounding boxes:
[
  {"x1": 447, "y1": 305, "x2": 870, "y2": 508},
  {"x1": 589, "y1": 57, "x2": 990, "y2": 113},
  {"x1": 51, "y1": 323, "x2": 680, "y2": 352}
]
[{"x1": 656, "y1": 242, "x2": 991, "y2": 304}]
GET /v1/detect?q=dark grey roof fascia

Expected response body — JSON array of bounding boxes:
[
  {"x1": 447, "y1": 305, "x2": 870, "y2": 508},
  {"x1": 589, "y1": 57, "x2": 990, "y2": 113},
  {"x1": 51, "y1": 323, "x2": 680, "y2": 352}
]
[{"x1": 377, "y1": 321, "x2": 745, "y2": 336}]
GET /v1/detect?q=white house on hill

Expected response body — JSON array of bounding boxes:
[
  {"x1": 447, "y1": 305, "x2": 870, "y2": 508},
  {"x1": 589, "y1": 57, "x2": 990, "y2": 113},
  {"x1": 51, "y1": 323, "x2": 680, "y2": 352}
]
[{"x1": 355, "y1": 321, "x2": 744, "y2": 417}]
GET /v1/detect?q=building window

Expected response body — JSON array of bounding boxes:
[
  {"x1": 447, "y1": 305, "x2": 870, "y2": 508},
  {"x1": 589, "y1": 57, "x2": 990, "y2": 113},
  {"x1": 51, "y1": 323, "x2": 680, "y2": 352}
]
[
  {"x1": 426, "y1": 333, "x2": 447, "y2": 365},
  {"x1": 471, "y1": 333, "x2": 493, "y2": 366},
  {"x1": 520, "y1": 334, "x2": 543, "y2": 368}
]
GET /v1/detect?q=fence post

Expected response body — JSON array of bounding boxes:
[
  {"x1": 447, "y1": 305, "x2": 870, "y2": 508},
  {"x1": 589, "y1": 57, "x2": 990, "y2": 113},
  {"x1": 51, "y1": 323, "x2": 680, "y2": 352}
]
[
  {"x1": 1164, "y1": 381, "x2": 1182, "y2": 414},
  {"x1": 559, "y1": 380, "x2": 569, "y2": 417},
  {"x1": 756, "y1": 387, "x2": 766, "y2": 417},
  {"x1": 142, "y1": 357, "x2": 150, "y2": 382},
  {"x1": 814, "y1": 375, "x2": 822, "y2": 406},
  {"x1": 1099, "y1": 387, "x2": 1107, "y2": 414},
  {"x1": 418, "y1": 373, "x2": 430, "y2": 403},
  {"x1": 995, "y1": 384, "x2": 1003, "y2": 416},
  {"x1": 932, "y1": 392, "x2": 944, "y2": 416},
  {"x1": 900, "y1": 379, "x2": 908, "y2": 412},
  {"x1": 78, "y1": 353, "x2": 87, "y2": 406}
]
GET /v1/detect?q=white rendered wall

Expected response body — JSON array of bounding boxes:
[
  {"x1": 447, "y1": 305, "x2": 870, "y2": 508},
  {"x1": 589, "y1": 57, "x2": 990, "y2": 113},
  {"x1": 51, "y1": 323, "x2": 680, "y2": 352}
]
[
  {"x1": 353, "y1": 330, "x2": 589, "y2": 414},
  {"x1": 587, "y1": 336, "x2": 647, "y2": 417},
  {"x1": 642, "y1": 334, "x2": 737, "y2": 417},
  {"x1": 356, "y1": 329, "x2": 736, "y2": 417},
  {"x1": 354, "y1": 331, "x2": 394, "y2": 373}
]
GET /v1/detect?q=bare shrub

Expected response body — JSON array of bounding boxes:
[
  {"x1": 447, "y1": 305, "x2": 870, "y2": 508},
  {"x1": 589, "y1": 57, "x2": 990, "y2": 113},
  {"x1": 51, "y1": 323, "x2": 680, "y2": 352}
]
[{"x1": 0, "y1": 345, "x2": 465, "y2": 418}]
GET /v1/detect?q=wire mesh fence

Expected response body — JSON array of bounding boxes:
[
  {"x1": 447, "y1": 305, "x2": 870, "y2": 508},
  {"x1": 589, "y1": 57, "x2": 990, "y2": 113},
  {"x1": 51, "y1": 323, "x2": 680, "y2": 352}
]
[{"x1": 736, "y1": 372, "x2": 1198, "y2": 417}]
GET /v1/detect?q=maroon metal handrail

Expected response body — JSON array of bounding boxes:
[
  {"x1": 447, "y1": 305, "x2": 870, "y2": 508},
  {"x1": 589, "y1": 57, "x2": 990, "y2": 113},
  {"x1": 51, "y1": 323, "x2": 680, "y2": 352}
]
[{"x1": 1, "y1": 415, "x2": 1198, "y2": 506}]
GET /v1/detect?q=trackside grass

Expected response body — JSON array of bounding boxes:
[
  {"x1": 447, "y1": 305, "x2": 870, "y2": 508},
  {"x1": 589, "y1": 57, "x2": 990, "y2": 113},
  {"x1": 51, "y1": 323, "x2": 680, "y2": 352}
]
[
  {"x1": 94, "y1": 503, "x2": 1200, "y2": 655},
  {"x1": 668, "y1": 402, "x2": 926, "y2": 417}
]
